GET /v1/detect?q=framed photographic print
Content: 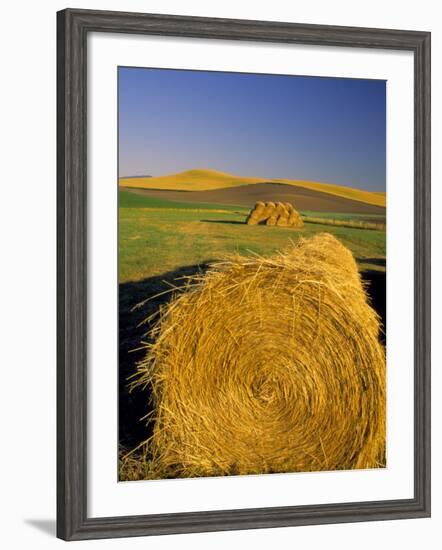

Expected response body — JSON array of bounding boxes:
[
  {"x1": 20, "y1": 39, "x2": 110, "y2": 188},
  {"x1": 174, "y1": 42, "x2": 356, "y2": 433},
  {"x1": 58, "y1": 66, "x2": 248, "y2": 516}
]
[{"x1": 57, "y1": 8, "x2": 431, "y2": 541}]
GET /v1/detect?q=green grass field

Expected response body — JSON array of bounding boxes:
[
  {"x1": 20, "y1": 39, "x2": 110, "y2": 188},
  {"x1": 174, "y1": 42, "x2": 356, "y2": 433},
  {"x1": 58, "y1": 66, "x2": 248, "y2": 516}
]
[
  {"x1": 119, "y1": 190, "x2": 386, "y2": 283},
  {"x1": 119, "y1": 188, "x2": 247, "y2": 212},
  {"x1": 300, "y1": 210, "x2": 386, "y2": 221}
]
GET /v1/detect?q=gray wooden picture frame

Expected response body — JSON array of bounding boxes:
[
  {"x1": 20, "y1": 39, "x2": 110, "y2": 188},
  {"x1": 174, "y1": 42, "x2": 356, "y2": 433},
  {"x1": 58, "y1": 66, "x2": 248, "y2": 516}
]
[{"x1": 57, "y1": 8, "x2": 431, "y2": 541}]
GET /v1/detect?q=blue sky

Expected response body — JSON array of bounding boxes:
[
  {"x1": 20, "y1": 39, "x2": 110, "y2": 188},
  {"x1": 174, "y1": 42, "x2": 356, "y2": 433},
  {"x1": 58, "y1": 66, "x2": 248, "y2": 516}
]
[{"x1": 118, "y1": 67, "x2": 386, "y2": 191}]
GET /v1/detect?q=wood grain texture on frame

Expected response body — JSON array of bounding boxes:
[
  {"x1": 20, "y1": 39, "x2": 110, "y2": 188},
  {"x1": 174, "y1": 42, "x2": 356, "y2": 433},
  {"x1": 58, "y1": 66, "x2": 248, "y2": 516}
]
[{"x1": 57, "y1": 8, "x2": 431, "y2": 541}]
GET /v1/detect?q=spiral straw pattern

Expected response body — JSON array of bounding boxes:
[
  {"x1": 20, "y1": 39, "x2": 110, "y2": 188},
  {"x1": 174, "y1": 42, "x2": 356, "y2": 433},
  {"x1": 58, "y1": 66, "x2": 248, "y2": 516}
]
[{"x1": 127, "y1": 233, "x2": 386, "y2": 479}]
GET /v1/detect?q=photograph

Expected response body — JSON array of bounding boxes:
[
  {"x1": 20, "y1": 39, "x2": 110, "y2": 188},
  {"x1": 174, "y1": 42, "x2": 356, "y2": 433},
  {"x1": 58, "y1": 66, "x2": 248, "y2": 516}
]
[{"x1": 117, "y1": 66, "x2": 387, "y2": 482}]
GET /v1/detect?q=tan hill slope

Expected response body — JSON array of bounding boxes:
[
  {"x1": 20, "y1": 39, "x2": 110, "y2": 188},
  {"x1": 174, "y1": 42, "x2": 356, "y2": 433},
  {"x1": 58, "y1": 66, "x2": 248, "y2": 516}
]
[
  {"x1": 119, "y1": 169, "x2": 263, "y2": 192},
  {"x1": 272, "y1": 178, "x2": 385, "y2": 208},
  {"x1": 119, "y1": 168, "x2": 385, "y2": 208}
]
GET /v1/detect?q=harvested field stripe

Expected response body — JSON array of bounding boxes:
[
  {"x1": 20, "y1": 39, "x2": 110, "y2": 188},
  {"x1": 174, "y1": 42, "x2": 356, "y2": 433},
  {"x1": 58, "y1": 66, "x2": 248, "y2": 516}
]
[{"x1": 303, "y1": 216, "x2": 385, "y2": 231}]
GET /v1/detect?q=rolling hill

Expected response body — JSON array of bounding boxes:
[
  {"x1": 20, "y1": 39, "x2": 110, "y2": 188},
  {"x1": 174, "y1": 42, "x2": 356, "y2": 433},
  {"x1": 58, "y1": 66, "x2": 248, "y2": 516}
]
[
  {"x1": 119, "y1": 169, "x2": 263, "y2": 192},
  {"x1": 126, "y1": 183, "x2": 385, "y2": 215},
  {"x1": 272, "y1": 178, "x2": 386, "y2": 208},
  {"x1": 119, "y1": 168, "x2": 386, "y2": 208}
]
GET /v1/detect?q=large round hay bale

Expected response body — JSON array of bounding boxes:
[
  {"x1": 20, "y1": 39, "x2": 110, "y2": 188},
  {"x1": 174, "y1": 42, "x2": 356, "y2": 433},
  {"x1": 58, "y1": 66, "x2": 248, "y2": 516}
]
[{"x1": 132, "y1": 233, "x2": 385, "y2": 479}]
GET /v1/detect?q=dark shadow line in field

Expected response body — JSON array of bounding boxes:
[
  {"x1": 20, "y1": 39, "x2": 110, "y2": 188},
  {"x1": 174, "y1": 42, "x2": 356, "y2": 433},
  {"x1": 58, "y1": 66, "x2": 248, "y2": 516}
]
[
  {"x1": 119, "y1": 265, "x2": 386, "y2": 451},
  {"x1": 119, "y1": 263, "x2": 213, "y2": 449},
  {"x1": 201, "y1": 219, "x2": 245, "y2": 225},
  {"x1": 361, "y1": 269, "x2": 386, "y2": 344},
  {"x1": 356, "y1": 257, "x2": 386, "y2": 268}
]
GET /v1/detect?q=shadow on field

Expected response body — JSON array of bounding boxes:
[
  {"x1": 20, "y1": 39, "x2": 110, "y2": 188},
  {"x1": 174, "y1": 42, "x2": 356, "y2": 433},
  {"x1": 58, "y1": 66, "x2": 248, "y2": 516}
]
[
  {"x1": 357, "y1": 257, "x2": 386, "y2": 268},
  {"x1": 360, "y1": 268, "x2": 386, "y2": 345},
  {"x1": 119, "y1": 263, "x2": 386, "y2": 450},
  {"x1": 119, "y1": 263, "x2": 212, "y2": 449}
]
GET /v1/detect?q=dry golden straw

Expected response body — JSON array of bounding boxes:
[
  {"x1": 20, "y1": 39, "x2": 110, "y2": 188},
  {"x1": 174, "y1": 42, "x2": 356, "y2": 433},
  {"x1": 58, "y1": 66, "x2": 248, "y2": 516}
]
[
  {"x1": 124, "y1": 233, "x2": 385, "y2": 480},
  {"x1": 246, "y1": 201, "x2": 304, "y2": 228}
]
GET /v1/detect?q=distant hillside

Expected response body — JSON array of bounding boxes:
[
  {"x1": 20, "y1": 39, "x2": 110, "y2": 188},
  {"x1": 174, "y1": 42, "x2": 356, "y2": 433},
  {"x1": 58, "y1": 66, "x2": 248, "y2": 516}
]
[
  {"x1": 119, "y1": 169, "x2": 263, "y2": 192},
  {"x1": 272, "y1": 178, "x2": 386, "y2": 208},
  {"x1": 119, "y1": 168, "x2": 385, "y2": 208},
  {"x1": 127, "y1": 182, "x2": 385, "y2": 215},
  {"x1": 120, "y1": 174, "x2": 152, "y2": 179}
]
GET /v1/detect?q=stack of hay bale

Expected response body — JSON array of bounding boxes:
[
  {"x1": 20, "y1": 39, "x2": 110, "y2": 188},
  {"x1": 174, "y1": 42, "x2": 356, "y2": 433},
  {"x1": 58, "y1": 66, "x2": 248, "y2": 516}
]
[{"x1": 246, "y1": 201, "x2": 304, "y2": 228}]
